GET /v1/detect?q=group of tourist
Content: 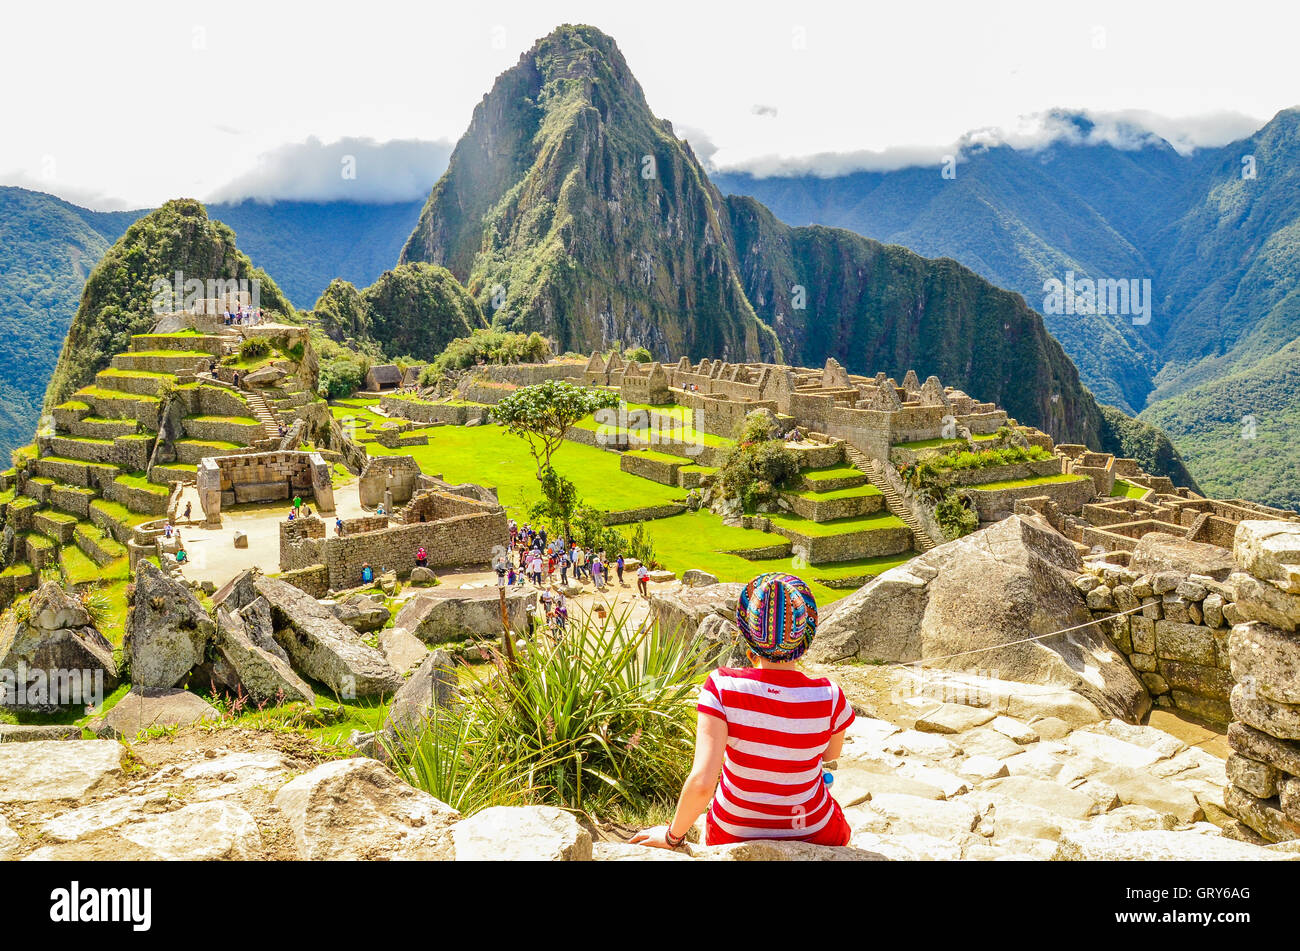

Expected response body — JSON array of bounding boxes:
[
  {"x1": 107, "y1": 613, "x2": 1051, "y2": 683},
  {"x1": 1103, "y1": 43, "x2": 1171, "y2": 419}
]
[
  {"x1": 223, "y1": 305, "x2": 264, "y2": 326},
  {"x1": 286, "y1": 496, "x2": 312, "y2": 521},
  {"x1": 505, "y1": 520, "x2": 635, "y2": 593}
]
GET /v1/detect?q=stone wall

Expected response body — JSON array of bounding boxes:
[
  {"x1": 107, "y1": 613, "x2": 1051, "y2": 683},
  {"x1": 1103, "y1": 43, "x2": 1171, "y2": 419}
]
[
  {"x1": 1077, "y1": 561, "x2": 1235, "y2": 725},
  {"x1": 316, "y1": 507, "x2": 507, "y2": 590},
  {"x1": 182, "y1": 417, "x2": 263, "y2": 444},
  {"x1": 382, "y1": 396, "x2": 489, "y2": 426},
  {"x1": 197, "y1": 450, "x2": 335, "y2": 525},
  {"x1": 969, "y1": 475, "x2": 1096, "y2": 522},
  {"x1": 478, "y1": 362, "x2": 585, "y2": 386},
  {"x1": 1221, "y1": 520, "x2": 1300, "y2": 843},
  {"x1": 358, "y1": 456, "x2": 424, "y2": 509},
  {"x1": 278, "y1": 563, "x2": 330, "y2": 598}
]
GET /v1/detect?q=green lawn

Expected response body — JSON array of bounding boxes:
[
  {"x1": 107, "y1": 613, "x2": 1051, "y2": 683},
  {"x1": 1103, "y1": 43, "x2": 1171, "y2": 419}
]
[
  {"x1": 1110, "y1": 478, "x2": 1149, "y2": 499},
  {"x1": 970, "y1": 473, "x2": 1090, "y2": 491},
  {"x1": 366, "y1": 420, "x2": 686, "y2": 516},
  {"x1": 894, "y1": 436, "x2": 966, "y2": 450},
  {"x1": 766, "y1": 510, "x2": 906, "y2": 537},
  {"x1": 800, "y1": 464, "x2": 865, "y2": 484},
  {"x1": 786, "y1": 482, "x2": 882, "y2": 502}
]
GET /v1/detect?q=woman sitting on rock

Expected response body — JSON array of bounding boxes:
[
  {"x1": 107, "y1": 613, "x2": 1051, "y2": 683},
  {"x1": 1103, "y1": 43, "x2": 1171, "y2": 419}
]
[{"x1": 632, "y1": 573, "x2": 854, "y2": 851}]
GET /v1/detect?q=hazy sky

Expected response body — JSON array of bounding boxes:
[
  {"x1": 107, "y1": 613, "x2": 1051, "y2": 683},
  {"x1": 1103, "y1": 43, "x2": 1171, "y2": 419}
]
[{"x1": 3, "y1": 0, "x2": 1296, "y2": 208}]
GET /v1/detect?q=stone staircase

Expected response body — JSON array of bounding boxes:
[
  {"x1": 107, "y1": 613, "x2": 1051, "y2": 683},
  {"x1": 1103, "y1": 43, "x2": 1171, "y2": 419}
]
[
  {"x1": 846, "y1": 445, "x2": 938, "y2": 552},
  {"x1": 244, "y1": 390, "x2": 282, "y2": 443}
]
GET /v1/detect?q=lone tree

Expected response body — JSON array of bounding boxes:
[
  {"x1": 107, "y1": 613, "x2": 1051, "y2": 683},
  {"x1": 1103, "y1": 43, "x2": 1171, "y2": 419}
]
[{"x1": 492, "y1": 380, "x2": 619, "y2": 540}]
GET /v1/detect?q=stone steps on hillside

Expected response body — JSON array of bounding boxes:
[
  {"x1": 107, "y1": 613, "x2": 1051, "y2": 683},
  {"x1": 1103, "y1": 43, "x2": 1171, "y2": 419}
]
[
  {"x1": 848, "y1": 446, "x2": 938, "y2": 552},
  {"x1": 243, "y1": 391, "x2": 282, "y2": 442}
]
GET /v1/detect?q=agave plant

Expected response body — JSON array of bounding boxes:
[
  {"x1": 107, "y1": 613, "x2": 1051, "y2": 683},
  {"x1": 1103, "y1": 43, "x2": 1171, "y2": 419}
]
[{"x1": 387, "y1": 606, "x2": 710, "y2": 818}]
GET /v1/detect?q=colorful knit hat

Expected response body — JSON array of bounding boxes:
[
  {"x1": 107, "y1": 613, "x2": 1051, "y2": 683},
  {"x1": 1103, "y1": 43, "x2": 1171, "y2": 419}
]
[{"x1": 735, "y1": 572, "x2": 818, "y2": 661}]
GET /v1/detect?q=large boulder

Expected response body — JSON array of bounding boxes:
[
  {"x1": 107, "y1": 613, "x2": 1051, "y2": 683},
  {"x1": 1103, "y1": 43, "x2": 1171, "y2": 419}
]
[
  {"x1": 273, "y1": 758, "x2": 460, "y2": 860},
  {"x1": 1234, "y1": 521, "x2": 1300, "y2": 591},
  {"x1": 253, "y1": 575, "x2": 403, "y2": 699},
  {"x1": 0, "y1": 740, "x2": 124, "y2": 803},
  {"x1": 210, "y1": 608, "x2": 315, "y2": 706},
  {"x1": 1129, "y1": 532, "x2": 1235, "y2": 581},
  {"x1": 330, "y1": 593, "x2": 390, "y2": 633},
  {"x1": 124, "y1": 561, "x2": 216, "y2": 688},
  {"x1": 449, "y1": 806, "x2": 592, "y2": 861},
  {"x1": 647, "y1": 582, "x2": 744, "y2": 640},
  {"x1": 382, "y1": 649, "x2": 456, "y2": 744},
  {"x1": 0, "y1": 583, "x2": 119, "y2": 712},
  {"x1": 393, "y1": 587, "x2": 537, "y2": 644},
  {"x1": 90, "y1": 687, "x2": 220, "y2": 739},
  {"x1": 810, "y1": 515, "x2": 1150, "y2": 721}
]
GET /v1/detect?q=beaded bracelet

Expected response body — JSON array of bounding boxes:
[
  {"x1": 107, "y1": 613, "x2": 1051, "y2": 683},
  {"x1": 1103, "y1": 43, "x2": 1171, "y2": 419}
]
[{"x1": 665, "y1": 826, "x2": 686, "y2": 848}]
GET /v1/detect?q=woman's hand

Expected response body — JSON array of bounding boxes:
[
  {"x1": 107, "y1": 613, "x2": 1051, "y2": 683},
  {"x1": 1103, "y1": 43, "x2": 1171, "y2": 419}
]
[{"x1": 630, "y1": 825, "x2": 674, "y2": 849}]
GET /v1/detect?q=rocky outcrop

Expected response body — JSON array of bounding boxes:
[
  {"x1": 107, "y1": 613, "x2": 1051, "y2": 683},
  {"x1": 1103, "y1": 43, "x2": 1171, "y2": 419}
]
[
  {"x1": 273, "y1": 758, "x2": 460, "y2": 860},
  {"x1": 1129, "y1": 532, "x2": 1236, "y2": 581},
  {"x1": 0, "y1": 583, "x2": 118, "y2": 712},
  {"x1": 382, "y1": 649, "x2": 456, "y2": 743},
  {"x1": 0, "y1": 740, "x2": 124, "y2": 802},
  {"x1": 811, "y1": 516, "x2": 1149, "y2": 721},
  {"x1": 449, "y1": 806, "x2": 591, "y2": 861},
  {"x1": 251, "y1": 575, "x2": 402, "y2": 699},
  {"x1": 210, "y1": 608, "x2": 315, "y2": 706},
  {"x1": 648, "y1": 582, "x2": 744, "y2": 641},
  {"x1": 330, "y1": 593, "x2": 390, "y2": 633},
  {"x1": 91, "y1": 687, "x2": 220, "y2": 739},
  {"x1": 392, "y1": 586, "x2": 536, "y2": 644},
  {"x1": 124, "y1": 561, "x2": 215, "y2": 689}
]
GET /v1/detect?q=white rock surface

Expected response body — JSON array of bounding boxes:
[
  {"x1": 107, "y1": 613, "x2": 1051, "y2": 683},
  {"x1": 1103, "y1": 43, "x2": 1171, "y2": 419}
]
[
  {"x1": 0, "y1": 740, "x2": 123, "y2": 803},
  {"x1": 450, "y1": 806, "x2": 592, "y2": 861}
]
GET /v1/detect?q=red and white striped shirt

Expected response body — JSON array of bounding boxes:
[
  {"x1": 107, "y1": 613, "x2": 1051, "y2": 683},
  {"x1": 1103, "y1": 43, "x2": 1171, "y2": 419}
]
[{"x1": 697, "y1": 667, "x2": 855, "y2": 841}]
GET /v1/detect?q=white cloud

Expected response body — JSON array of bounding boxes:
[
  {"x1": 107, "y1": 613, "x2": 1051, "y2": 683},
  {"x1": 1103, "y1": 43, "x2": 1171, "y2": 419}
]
[
  {"x1": 0, "y1": 171, "x2": 138, "y2": 211},
  {"x1": 707, "y1": 108, "x2": 1269, "y2": 179},
  {"x1": 207, "y1": 137, "x2": 452, "y2": 204}
]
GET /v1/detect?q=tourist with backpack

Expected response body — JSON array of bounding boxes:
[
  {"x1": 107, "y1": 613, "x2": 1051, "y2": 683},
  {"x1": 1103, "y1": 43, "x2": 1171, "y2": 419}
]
[{"x1": 636, "y1": 562, "x2": 650, "y2": 596}]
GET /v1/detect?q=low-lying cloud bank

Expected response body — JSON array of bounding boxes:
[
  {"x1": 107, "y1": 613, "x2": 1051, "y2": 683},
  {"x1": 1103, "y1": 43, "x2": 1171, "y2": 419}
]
[
  {"x1": 207, "y1": 136, "x2": 453, "y2": 204},
  {"x1": 704, "y1": 108, "x2": 1269, "y2": 179}
]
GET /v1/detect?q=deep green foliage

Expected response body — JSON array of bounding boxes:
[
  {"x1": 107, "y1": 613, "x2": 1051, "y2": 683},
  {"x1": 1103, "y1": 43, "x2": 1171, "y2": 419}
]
[
  {"x1": 238, "y1": 336, "x2": 272, "y2": 361},
  {"x1": 389, "y1": 608, "x2": 709, "y2": 816},
  {"x1": 492, "y1": 380, "x2": 620, "y2": 477},
  {"x1": 419, "y1": 329, "x2": 553, "y2": 386},
  {"x1": 717, "y1": 411, "x2": 800, "y2": 512},
  {"x1": 42, "y1": 198, "x2": 294, "y2": 412},
  {"x1": 933, "y1": 492, "x2": 979, "y2": 540},
  {"x1": 314, "y1": 336, "x2": 372, "y2": 400}
]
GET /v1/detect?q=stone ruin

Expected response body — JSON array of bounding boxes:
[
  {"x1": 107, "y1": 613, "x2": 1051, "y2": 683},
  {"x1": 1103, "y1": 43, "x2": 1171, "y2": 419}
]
[{"x1": 196, "y1": 450, "x2": 336, "y2": 527}]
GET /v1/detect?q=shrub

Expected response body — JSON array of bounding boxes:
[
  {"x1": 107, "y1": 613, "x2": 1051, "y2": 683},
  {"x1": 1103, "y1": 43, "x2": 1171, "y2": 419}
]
[
  {"x1": 388, "y1": 608, "x2": 709, "y2": 817},
  {"x1": 422, "y1": 329, "x2": 553, "y2": 385},
  {"x1": 315, "y1": 338, "x2": 371, "y2": 400},
  {"x1": 934, "y1": 491, "x2": 979, "y2": 539},
  {"x1": 717, "y1": 411, "x2": 799, "y2": 512},
  {"x1": 238, "y1": 336, "x2": 272, "y2": 361}
]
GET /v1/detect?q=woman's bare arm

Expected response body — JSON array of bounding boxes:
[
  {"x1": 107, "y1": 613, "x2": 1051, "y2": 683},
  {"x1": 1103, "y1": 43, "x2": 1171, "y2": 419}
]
[{"x1": 631, "y1": 711, "x2": 727, "y2": 848}]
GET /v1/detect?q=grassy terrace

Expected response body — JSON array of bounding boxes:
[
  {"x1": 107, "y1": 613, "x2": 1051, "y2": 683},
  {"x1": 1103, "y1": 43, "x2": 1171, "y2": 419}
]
[
  {"x1": 1111, "y1": 479, "x2": 1149, "y2": 499},
  {"x1": 126, "y1": 349, "x2": 214, "y2": 360},
  {"x1": 176, "y1": 438, "x2": 243, "y2": 451},
  {"x1": 767, "y1": 510, "x2": 906, "y2": 537},
  {"x1": 895, "y1": 436, "x2": 966, "y2": 450},
  {"x1": 115, "y1": 472, "x2": 171, "y2": 496},
  {"x1": 787, "y1": 482, "x2": 881, "y2": 502},
  {"x1": 98, "y1": 367, "x2": 173, "y2": 380},
  {"x1": 970, "y1": 473, "x2": 1090, "y2": 491},
  {"x1": 74, "y1": 386, "x2": 159, "y2": 403},
  {"x1": 90, "y1": 498, "x2": 158, "y2": 528},
  {"x1": 186, "y1": 415, "x2": 262, "y2": 426},
  {"x1": 332, "y1": 396, "x2": 915, "y2": 605},
  {"x1": 801, "y1": 464, "x2": 864, "y2": 483}
]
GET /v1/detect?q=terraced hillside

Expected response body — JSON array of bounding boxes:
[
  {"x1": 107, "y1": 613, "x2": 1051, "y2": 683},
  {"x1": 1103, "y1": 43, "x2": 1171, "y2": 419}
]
[{"x1": 0, "y1": 325, "x2": 323, "y2": 627}]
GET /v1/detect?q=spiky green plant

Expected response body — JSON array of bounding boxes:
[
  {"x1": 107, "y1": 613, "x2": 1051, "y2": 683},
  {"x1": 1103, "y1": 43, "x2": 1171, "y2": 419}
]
[{"x1": 388, "y1": 607, "x2": 709, "y2": 819}]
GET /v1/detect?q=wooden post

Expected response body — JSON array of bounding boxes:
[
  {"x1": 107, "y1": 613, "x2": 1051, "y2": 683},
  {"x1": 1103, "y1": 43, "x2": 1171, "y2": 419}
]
[{"x1": 499, "y1": 582, "x2": 517, "y2": 669}]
